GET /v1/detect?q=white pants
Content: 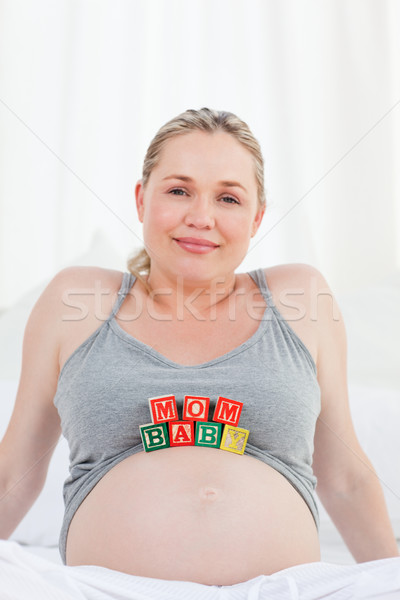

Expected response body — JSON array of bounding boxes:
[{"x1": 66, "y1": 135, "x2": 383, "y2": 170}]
[{"x1": 1, "y1": 541, "x2": 400, "y2": 600}]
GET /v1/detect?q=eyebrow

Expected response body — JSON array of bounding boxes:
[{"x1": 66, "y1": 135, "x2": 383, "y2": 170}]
[{"x1": 161, "y1": 174, "x2": 248, "y2": 193}]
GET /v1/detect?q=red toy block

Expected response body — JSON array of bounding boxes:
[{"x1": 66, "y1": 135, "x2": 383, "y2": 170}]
[
  {"x1": 169, "y1": 421, "x2": 195, "y2": 447},
  {"x1": 213, "y1": 397, "x2": 243, "y2": 427},
  {"x1": 149, "y1": 395, "x2": 178, "y2": 424},
  {"x1": 183, "y1": 396, "x2": 210, "y2": 421}
]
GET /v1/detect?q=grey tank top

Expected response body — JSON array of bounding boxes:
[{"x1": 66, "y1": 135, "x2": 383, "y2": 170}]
[{"x1": 54, "y1": 268, "x2": 321, "y2": 564}]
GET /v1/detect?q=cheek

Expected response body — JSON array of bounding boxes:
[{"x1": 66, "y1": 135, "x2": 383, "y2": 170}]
[
  {"x1": 143, "y1": 204, "x2": 178, "y2": 236},
  {"x1": 222, "y1": 214, "x2": 254, "y2": 240}
]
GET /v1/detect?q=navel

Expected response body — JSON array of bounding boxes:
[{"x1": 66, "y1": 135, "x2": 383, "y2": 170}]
[{"x1": 199, "y1": 487, "x2": 219, "y2": 501}]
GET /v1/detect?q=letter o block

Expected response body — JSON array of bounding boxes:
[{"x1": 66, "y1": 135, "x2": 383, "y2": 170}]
[
  {"x1": 213, "y1": 397, "x2": 243, "y2": 427},
  {"x1": 183, "y1": 396, "x2": 210, "y2": 421}
]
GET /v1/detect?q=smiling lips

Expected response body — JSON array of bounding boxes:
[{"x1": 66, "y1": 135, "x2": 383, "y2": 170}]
[{"x1": 173, "y1": 237, "x2": 220, "y2": 254}]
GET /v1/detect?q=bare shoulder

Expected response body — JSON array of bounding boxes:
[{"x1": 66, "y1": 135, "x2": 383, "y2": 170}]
[
  {"x1": 31, "y1": 266, "x2": 124, "y2": 331},
  {"x1": 262, "y1": 263, "x2": 334, "y2": 320},
  {"x1": 260, "y1": 263, "x2": 341, "y2": 365},
  {"x1": 263, "y1": 262, "x2": 327, "y2": 290},
  {"x1": 48, "y1": 265, "x2": 124, "y2": 295},
  {"x1": 36, "y1": 266, "x2": 126, "y2": 371},
  {"x1": 49, "y1": 265, "x2": 124, "y2": 309}
]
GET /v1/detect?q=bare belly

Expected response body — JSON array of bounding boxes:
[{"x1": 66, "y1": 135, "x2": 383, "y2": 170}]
[{"x1": 66, "y1": 447, "x2": 320, "y2": 585}]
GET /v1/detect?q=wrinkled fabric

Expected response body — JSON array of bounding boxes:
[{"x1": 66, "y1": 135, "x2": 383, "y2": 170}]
[{"x1": 1, "y1": 541, "x2": 400, "y2": 600}]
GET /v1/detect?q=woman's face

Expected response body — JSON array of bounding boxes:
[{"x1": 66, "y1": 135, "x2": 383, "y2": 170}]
[{"x1": 135, "y1": 130, "x2": 265, "y2": 285}]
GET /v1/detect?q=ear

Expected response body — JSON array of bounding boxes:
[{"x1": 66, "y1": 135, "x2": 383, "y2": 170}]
[
  {"x1": 251, "y1": 206, "x2": 266, "y2": 237},
  {"x1": 135, "y1": 179, "x2": 145, "y2": 223}
]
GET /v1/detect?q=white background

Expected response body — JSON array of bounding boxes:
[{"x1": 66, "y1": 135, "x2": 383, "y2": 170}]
[{"x1": 0, "y1": 0, "x2": 399, "y2": 309}]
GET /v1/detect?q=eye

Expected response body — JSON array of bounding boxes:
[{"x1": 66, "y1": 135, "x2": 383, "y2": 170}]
[
  {"x1": 169, "y1": 188, "x2": 187, "y2": 196},
  {"x1": 221, "y1": 196, "x2": 240, "y2": 205},
  {"x1": 168, "y1": 188, "x2": 239, "y2": 205}
]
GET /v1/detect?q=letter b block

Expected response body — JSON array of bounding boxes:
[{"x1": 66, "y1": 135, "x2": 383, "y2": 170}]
[
  {"x1": 213, "y1": 397, "x2": 243, "y2": 427},
  {"x1": 220, "y1": 425, "x2": 249, "y2": 455},
  {"x1": 169, "y1": 421, "x2": 195, "y2": 446},
  {"x1": 183, "y1": 396, "x2": 210, "y2": 421},
  {"x1": 149, "y1": 395, "x2": 178, "y2": 424},
  {"x1": 195, "y1": 422, "x2": 223, "y2": 448},
  {"x1": 140, "y1": 423, "x2": 170, "y2": 452}
]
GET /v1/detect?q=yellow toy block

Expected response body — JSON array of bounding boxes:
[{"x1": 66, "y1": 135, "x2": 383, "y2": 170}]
[{"x1": 220, "y1": 425, "x2": 249, "y2": 455}]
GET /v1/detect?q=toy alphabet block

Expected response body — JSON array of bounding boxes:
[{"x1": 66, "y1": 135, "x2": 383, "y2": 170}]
[
  {"x1": 149, "y1": 395, "x2": 178, "y2": 424},
  {"x1": 169, "y1": 421, "x2": 195, "y2": 446},
  {"x1": 140, "y1": 423, "x2": 170, "y2": 452},
  {"x1": 220, "y1": 425, "x2": 249, "y2": 455},
  {"x1": 183, "y1": 396, "x2": 210, "y2": 421},
  {"x1": 213, "y1": 397, "x2": 243, "y2": 427},
  {"x1": 195, "y1": 422, "x2": 223, "y2": 448}
]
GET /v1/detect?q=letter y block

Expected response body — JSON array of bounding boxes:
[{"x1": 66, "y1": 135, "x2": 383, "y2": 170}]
[{"x1": 220, "y1": 425, "x2": 249, "y2": 455}]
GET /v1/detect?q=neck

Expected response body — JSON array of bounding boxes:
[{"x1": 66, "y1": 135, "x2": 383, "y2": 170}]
[{"x1": 144, "y1": 269, "x2": 238, "y2": 320}]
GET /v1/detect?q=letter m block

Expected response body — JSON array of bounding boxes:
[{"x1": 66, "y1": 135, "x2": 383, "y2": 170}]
[
  {"x1": 213, "y1": 397, "x2": 243, "y2": 427},
  {"x1": 149, "y1": 395, "x2": 178, "y2": 424}
]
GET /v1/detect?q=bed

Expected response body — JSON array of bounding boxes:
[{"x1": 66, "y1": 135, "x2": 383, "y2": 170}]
[{"x1": 1, "y1": 266, "x2": 399, "y2": 565}]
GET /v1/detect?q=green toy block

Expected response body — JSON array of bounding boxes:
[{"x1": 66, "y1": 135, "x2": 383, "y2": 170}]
[
  {"x1": 195, "y1": 422, "x2": 223, "y2": 448},
  {"x1": 140, "y1": 422, "x2": 170, "y2": 452}
]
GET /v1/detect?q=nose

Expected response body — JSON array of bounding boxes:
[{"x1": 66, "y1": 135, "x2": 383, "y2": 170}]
[{"x1": 184, "y1": 197, "x2": 215, "y2": 229}]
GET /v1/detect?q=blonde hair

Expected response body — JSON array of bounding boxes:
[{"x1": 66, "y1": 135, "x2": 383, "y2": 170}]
[{"x1": 127, "y1": 107, "x2": 266, "y2": 286}]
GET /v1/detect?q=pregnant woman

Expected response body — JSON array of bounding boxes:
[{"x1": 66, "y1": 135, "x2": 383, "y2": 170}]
[{"x1": 0, "y1": 107, "x2": 399, "y2": 599}]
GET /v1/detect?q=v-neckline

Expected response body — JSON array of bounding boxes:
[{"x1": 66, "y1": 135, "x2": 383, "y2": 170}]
[{"x1": 109, "y1": 269, "x2": 273, "y2": 369}]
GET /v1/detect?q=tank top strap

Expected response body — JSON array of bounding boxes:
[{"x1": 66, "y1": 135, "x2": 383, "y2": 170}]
[
  {"x1": 247, "y1": 267, "x2": 276, "y2": 308},
  {"x1": 106, "y1": 271, "x2": 137, "y2": 322}
]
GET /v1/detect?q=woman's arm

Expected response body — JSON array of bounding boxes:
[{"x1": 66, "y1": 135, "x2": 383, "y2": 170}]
[
  {"x1": 0, "y1": 272, "x2": 66, "y2": 538},
  {"x1": 311, "y1": 269, "x2": 399, "y2": 560}
]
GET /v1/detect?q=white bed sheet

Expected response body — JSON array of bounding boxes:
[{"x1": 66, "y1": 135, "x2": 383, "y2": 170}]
[{"x1": 3, "y1": 540, "x2": 400, "y2": 600}]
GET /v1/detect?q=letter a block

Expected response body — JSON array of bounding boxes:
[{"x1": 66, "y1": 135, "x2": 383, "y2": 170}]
[
  {"x1": 149, "y1": 395, "x2": 178, "y2": 424},
  {"x1": 213, "y1": 397, "x2": 243, "y2": 427},
  {"x1": 169, "y1": 421, "x2": 195, "y2": 447},
  {"x1": 195, "y1": 422, "x2": 223, "y2": 448},
  {"x1": 140, "y1": 423, "x2": 170, "y2": 452},
  {"x1": 183, "y1": 396, "x2": 210, "y2": 421},
  {"x1": 220, "y1": 425, "x2": 249, "y2": 455}
]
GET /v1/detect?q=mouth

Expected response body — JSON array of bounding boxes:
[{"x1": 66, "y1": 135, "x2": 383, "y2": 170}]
[{"x1": 173, "y1": 237, "x2": 220, "y2": 254}]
